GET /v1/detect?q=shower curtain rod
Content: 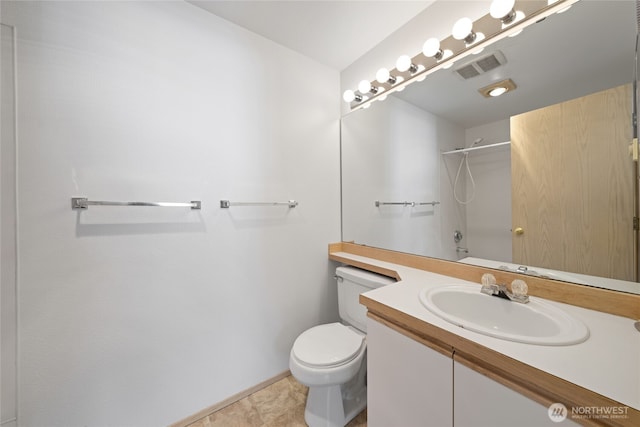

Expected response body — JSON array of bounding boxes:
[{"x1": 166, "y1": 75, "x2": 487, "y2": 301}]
[{"x1": 441, "y1": 141, "x2": 510, "y2": 155}]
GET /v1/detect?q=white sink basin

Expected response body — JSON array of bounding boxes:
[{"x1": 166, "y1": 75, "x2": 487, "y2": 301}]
[{"x1": 419, "y1": 284, "x2": 589, "y2": 345}]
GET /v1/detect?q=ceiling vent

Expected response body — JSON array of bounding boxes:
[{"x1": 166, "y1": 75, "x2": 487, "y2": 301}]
[{"x1": 454, "y1": 50, "x2": 507, "y2": 80}]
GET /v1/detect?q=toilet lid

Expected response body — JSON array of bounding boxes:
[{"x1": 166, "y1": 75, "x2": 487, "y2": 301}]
[{"x1": 292, "y1": 323, "x2": 364, "y2": 368}]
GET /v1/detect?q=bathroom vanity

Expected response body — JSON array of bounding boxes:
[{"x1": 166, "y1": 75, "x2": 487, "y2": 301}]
[
  {"x1": 329, "y1": 243, "x2": 640, "y2": 427},
  {"x1": 367, "y1": 318, "x2": 581, "y2": 427}
]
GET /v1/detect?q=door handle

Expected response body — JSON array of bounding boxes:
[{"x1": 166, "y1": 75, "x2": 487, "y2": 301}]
[{"x1": 514, "y1": 227, "x2": 524, "y2": 235}]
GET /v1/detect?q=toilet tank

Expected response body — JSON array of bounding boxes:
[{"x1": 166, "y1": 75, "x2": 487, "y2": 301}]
[{"x1": 335, "y1": 266, "x2": 396, "y2": 332}]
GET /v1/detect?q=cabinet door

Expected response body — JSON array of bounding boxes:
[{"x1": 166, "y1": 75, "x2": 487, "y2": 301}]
[
  {"x1": 454, "y1": 361, "x2": 579, "y2": 426},
  {"x1": 367, "y1": 318, "x2": 453, "y2": 427}
]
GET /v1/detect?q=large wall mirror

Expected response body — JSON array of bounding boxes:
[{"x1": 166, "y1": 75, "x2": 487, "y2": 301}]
[{"x1": 341, "y1": 0, "x2": 640, "y2": 294}]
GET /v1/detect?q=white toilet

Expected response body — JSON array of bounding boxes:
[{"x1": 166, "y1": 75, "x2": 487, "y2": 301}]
[{"x1": 289, "y1": 266, "x2": 395, "y2": 427}]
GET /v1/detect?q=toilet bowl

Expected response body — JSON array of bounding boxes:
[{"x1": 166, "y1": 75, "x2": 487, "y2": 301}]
[
  {"x1": 289, "y1": 267, "x2": 395, "y2": 427},
  {"x1": 290, "y1": 322, "x2": 366, "y2": 386},
  {"x1": 290, "y1": 323, "x2": 367, "y2": 427}
]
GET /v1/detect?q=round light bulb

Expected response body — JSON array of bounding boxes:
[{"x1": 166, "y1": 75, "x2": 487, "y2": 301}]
[
  {"x1": 396, "y1": 55, "x2": 412, "y2": 72},
  {"x1": 452, "y1": 17, "x2": 473, "y2": 40},
  {"x1": 489, "y1": 87, "x2": 508, "y2": 97},
  {"x1": 358, "y1": 80, "x2": 372, "y2": 94},
  {"x1": 376, "y1": 68, "x2": 390, "y2": 84},
  {"x1": 490, "y1": 0, "x2": 515, "y2": 19},
  {"x1": 422, "y1": 38, "x2": 441, "y2": 58},
  {"x1": 343, "y1": 90, "x2": 356, "y2": 103}
]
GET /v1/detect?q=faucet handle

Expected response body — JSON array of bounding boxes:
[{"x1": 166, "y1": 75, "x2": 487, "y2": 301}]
[
  {"x1": 511, "y1": 279, "x2": 528, "y2": 296},
  {"x1": 509, "y1": 279, "x2": 530, "y2": 303},
  {"x1": 481, "y1": 273, "x2": 496, "y2": 286}
]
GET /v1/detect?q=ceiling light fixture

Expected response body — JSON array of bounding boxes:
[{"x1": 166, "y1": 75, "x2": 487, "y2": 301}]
[
  {"x1": 396, "y1": 55, "x2": 419, "y2": 74},
  {"x1": 422, "y1": 38, "x2": 453, "y2": 63},
  {"x1": 422, "y1": 38, "x2": 443, "y2": 60},
  {"x1": 376, "y1": 68, "x2": 397, "y2": 85},
  {"x1": 491, "y1": 0, "x2": 526, "y2": 37},
  {"x1": 478, "y1": 78, "x2": 517, "y2": 98},
  {"x1": 342, "y1": 90, "x2": 362, "y2": 103},
  {"x1": 341, "y1": 0, "x2": 577, "y2": 109},
  {"x1": 452, "y1": 17, "x2": 485, "y2": 46},
  {"x1": 490, "y1": 0, "x2": 517, "y2": 25},
  {"x1": 358, "y1": 80, "x2": 378, "y2": 95},
  {"x1": 489, "y1": 87, "x2": 507, "y2": 97}
]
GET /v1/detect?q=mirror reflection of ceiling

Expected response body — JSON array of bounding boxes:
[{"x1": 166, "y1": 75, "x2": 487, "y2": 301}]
[{"x1": 393, "y1": 0, "x2": 636, "y2": 128}]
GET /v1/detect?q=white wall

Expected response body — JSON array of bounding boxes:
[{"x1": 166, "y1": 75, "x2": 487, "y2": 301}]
[
  {"x1": 341, "y1": 96, "x2": 463, "y2": 259},
  {"x1": 463, "y1": 119, "x2": 512, "y2": 261},
  {"x1": 1, "y1": 21, "x2": 18, "y2": 427},
  {"x1": 2, "y1": 1, "x2": 341, "y2": 426}
]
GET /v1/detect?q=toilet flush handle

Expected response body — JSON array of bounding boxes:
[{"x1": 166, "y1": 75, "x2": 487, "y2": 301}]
[{"x1": 333, "y1": 275, "x2": 343, "y2": 282}]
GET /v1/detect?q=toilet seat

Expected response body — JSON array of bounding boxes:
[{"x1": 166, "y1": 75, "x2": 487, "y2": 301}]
[{"x1": 292, "y1": 323, "x2": 364, "y2": 368}]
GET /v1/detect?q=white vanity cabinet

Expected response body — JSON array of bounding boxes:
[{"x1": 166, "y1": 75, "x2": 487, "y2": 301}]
[
  {"x1": 454, "y1": 361, "x2": 579, "y2": 427},
  {"x1": 367, "y1": 318, "x2": 580, "y2": 427},
  {"x1": 367, "y1": 318, "x2": 453, "y2": 427}
]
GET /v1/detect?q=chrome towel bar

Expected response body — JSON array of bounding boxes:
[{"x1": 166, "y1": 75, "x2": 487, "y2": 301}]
[
  {"x1": 71, "y1": 197, "x2": 201, "y2": 210},
  {"x1": 220, "y1": 200, "x2": 298, "y2": 208},
  {"x1": 375, "y1": 201, "x2": 440, "y2": 207}
]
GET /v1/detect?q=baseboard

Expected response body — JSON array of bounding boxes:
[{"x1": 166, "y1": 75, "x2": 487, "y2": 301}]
[{"x1": 168, "y1": 370, "x2": 292, "y2": 427}]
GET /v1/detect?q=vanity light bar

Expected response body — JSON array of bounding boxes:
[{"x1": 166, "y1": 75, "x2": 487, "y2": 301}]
[{"x1": 343, "y1": 0, "x2": 580, "y2": 111}]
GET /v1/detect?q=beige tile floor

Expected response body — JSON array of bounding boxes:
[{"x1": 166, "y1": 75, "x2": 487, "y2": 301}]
[{"x1": 187, "y1": 375, "x2": 367, "y2": 427}]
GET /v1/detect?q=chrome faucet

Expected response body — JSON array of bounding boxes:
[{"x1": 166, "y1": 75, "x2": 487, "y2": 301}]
[{"x1": 480, "y1": 274, "x2": 529, "y2": 304}]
